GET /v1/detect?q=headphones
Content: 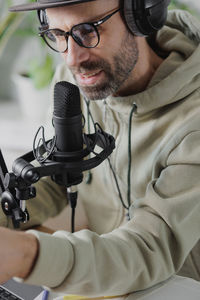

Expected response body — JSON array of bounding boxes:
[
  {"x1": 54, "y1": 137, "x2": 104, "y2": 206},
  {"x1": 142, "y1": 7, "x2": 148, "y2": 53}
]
[
  {"x1": 38, "y1": 0, "x2": 170, "y2": 36},
  {"x1": 122, "y1": 0, "x2": 170, "y2": 36}
]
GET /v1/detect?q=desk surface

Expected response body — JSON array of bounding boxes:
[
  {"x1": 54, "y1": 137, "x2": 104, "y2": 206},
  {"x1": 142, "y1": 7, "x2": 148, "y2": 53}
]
[{"x1": 34, "y1": 276, "x2": 200, "y2": 300}]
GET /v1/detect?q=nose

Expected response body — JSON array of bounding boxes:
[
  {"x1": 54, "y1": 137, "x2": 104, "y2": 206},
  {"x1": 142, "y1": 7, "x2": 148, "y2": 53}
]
[{"x1": 63, "y1": 36, "x2": 90, "y2": 68}]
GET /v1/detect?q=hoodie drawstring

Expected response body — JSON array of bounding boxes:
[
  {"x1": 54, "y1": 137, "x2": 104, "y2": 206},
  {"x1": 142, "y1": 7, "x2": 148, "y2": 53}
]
[{"x1": 84, "y1": 97, "x2": 137, "y2": 220}]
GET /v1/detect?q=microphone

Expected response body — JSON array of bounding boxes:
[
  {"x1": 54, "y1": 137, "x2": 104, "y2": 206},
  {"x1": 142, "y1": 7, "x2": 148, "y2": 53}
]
[
  {"x1": 53, "y1": 81, "x2": 83, "y2": 154},
  {"x1": 52, "y1": 81, "x2": 84, "y2": 187},
  {"x1": 52, "y1": 81, "x2": 84, "y2": 232},
  {"x1": 0, "y1": 80, "x2": 115, "y2": 229}
]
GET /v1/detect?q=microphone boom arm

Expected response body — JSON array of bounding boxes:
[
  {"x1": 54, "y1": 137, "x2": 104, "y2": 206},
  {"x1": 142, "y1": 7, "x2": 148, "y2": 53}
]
[{"x1": 0, "y1": 128, "x2": 115, "y2": 228}]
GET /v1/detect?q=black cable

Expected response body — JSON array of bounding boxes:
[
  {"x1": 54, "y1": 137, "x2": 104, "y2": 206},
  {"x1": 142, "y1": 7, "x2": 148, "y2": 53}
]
[
  {"x1": 67, "y1": 188, "x2": 78, "y2": 233},
  {"x1": 107, "y1": 157, "x2": 129, "y2": 210},
  {"x1": 71, "y1": 207, "x2": 75, "y2": 233}
]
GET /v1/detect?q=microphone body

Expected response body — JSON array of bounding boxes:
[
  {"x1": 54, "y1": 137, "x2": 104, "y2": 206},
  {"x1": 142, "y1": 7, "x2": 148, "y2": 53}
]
[
  {"x1": 53, "y1": 114, "x2": 83, "y2": 157},
  {"x1": 52, "y1": 81, "x2": 83, "y2": 186}
]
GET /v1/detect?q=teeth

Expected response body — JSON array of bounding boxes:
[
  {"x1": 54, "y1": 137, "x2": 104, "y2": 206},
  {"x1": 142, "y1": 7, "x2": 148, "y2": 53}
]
[{"x1": 82, "y1": 72, "x2": 99, "y2": 78}]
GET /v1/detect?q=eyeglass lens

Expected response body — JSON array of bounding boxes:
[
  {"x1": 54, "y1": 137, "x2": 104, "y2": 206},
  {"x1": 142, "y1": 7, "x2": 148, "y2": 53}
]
[{"x1": 43, "y1": 23, "x2": 99, "y2": 53}]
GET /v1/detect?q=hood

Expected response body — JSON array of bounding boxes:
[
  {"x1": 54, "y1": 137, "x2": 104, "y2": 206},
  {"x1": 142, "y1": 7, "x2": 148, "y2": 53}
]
[{"x1": 105, "y1": 9, "x2": 200, "y2": 116}]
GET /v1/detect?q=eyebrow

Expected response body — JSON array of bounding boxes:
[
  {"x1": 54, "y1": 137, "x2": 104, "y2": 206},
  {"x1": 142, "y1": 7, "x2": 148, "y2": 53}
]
[{"x1": 47, "y1": 7, "x2": 118, "y2": 30}]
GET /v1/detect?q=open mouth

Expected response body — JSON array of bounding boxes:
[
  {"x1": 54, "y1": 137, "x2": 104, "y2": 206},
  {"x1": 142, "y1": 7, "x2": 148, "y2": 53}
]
[{"x1": 76, "y1": 70, "x2": 103, "y2": 86}]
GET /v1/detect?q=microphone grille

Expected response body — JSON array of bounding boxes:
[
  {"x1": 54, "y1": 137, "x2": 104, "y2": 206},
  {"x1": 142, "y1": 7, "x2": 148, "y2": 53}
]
[{"x1": 54, "y1": 81, "x2": 81, "y2": 118}]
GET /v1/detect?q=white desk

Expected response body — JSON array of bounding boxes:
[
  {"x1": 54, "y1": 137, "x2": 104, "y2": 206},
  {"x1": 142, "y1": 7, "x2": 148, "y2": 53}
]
[{"x1": 34, "y1": 276, "x2": 200, "y2": 300}]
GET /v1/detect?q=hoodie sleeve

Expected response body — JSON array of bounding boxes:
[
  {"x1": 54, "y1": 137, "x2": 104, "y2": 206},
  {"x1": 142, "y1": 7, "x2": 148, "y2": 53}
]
[{"x1": 20, "y1": 130, "x2": 200, "y2": 296}]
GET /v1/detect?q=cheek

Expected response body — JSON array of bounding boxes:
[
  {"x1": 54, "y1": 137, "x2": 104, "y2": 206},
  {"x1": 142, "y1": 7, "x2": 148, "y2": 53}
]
[{"x1": 99, "y1": 24, "x2": 126, "y2": 56}]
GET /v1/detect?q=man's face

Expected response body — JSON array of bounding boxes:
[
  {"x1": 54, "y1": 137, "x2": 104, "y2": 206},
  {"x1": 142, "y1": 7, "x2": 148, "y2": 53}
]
[{"x1": 46, "y1": 0, "x2": 139, "y2": 100}]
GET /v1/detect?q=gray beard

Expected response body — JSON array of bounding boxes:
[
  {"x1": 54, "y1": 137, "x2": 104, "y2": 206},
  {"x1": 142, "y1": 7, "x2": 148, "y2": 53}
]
[{"x1": 72, "y1": 32, "x2": 138, "y2": 100}]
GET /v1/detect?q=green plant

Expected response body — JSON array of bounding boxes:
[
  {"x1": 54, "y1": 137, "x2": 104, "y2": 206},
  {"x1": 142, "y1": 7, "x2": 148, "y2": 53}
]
[
  {"x1": 0, "y1": 0, "x2": 55, "y2": 90},
  {"x1": 27, "y1": 54, "x2": 55, "y2": 89},
  {"x1": 0, "y1": 5, "x2": 25, "y2": 57}
]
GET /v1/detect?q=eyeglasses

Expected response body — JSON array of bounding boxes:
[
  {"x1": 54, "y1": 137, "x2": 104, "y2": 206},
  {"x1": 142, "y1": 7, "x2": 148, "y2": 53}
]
[{"x1": 38, "y1": 8, "x2": 120, "y2": 53}]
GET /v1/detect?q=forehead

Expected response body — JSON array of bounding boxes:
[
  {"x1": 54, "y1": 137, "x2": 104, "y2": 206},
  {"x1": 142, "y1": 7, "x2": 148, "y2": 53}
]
[{"x1": 46, "y1": 0, "x2": 119, "y2": 28}]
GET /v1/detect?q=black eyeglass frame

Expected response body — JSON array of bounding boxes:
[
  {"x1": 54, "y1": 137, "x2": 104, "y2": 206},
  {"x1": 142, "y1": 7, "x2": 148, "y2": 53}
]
[{"x1": 38, "y1": 8, "x2": 120, "y2": 53}]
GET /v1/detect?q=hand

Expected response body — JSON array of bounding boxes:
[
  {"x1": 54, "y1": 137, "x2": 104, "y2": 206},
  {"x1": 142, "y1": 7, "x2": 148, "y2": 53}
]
[{"x1": 0, "y1": 227, "x2": 38, "y2": 284}]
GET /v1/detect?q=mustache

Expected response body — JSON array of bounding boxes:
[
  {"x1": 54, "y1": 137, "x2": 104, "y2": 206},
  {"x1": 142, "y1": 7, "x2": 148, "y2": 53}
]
[{"x1": 70, "y1": 59, "x2": 111, "y2": 74}]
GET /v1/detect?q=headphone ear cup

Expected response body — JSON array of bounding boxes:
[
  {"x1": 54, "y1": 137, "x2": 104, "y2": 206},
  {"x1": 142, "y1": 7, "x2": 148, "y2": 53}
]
[
  {"x1": 123, "y1": 0, "x2": 144, "y2": 36},
  {"x1": 123, "y1": 0, "x2": 170, "y2": 36},
  {"x1": 145, "y1": 1, "x2": 169, "y2": 32}
]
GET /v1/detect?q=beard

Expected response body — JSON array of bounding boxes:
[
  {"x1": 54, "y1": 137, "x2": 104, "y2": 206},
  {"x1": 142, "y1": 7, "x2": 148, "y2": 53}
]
[{"x1": 70, "y1": 31, "x2": 139, "y2": 100}]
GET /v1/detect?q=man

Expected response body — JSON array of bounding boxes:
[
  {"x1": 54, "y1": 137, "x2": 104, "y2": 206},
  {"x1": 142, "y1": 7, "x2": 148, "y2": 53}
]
[{"x1": 0, "y1": 0, "x2": 200, "y2": 296}]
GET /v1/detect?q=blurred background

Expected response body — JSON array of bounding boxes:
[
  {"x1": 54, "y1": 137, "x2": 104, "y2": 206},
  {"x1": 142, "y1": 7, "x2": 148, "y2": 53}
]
[
  {"x1": 0, "y1": 0, "x2": 199, "y2": 230},
  {"x1": 0, "y1": 0, "x2": 61, "y2": 167}
]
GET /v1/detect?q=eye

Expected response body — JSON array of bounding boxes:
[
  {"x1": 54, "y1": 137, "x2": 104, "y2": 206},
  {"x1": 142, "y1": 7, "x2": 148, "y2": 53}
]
[{"x1": 46, "y1": 31, "x2": 56, "y2": 42}]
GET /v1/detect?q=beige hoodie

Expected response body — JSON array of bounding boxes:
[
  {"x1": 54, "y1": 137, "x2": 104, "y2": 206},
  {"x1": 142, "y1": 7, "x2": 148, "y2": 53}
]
[{"x1": 1, "y1": 9, "x2": 200, "y2": 296}]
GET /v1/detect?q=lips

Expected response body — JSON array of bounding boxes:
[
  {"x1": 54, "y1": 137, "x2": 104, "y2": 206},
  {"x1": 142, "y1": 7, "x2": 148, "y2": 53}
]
[{"x1": 75, "y1": 70, "x2": 103, "y2": 86}]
